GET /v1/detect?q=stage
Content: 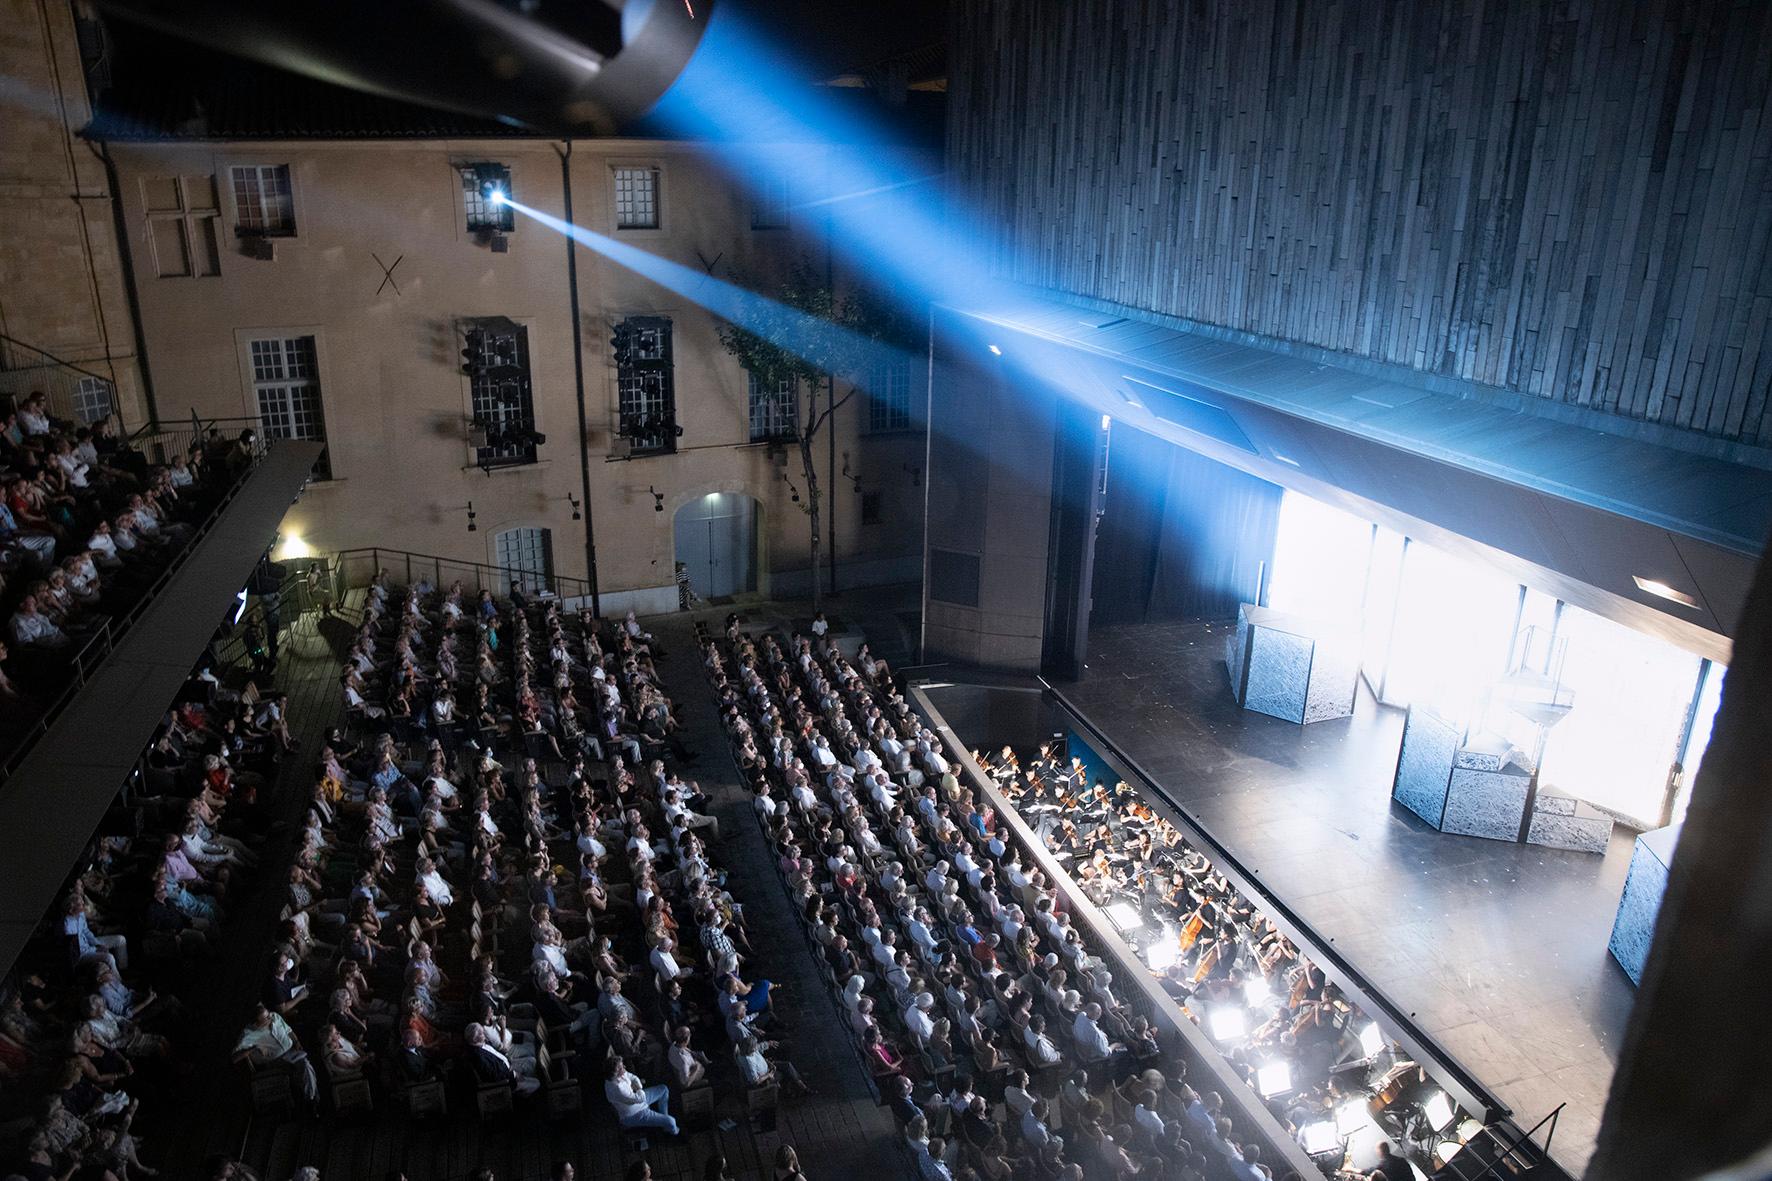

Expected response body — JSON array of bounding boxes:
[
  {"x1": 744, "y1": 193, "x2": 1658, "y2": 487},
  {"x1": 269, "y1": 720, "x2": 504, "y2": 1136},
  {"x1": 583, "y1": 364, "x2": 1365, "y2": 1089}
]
[{"x1": 1049, "y1": 618, "x2": 1637, "y2": 1173}]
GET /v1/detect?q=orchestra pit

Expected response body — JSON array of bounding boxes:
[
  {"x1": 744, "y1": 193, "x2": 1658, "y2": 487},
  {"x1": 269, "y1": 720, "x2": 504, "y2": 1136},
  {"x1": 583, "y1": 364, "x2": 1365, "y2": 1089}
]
[{"x1": 1, "y1": 2, "x2": 1770, "y2": 1181}]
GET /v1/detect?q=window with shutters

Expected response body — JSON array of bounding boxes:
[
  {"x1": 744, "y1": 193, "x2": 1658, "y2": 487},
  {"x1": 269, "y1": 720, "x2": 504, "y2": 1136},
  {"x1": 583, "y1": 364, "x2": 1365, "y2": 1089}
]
[
  {"x1": 614, "y1": 316, "x2": 676, "y2": 454},
  {"x1": 747, "y1": 370, "x2": 798, "y2": 441},
  {"x1": 463, "y1": 319, "x2": 538, "y2": 467},
  {"x1": 613, "y1": 166, "x2": 660, "y2": 229},
  {"x1": 142, "y1": 175, "x2": 221, "y2": 278},
  {"x1": 72, "y1": 376, "x2": 115, "y2": 425},
  {"x1": 494, "y1": 527, "x2": 554, "y2": 597},
  {"x1": 230, "y1": 165, "x2": 296, "y2": 236},
  {"x1": 868, "y1": 355, "x2": 914, "y2": 433},
  {"x1": 249, "y1": 335, "x2": 330, "y2": 476},
  {"x1": 461, "y1": 163, "x2": 515, "y2": 232}
]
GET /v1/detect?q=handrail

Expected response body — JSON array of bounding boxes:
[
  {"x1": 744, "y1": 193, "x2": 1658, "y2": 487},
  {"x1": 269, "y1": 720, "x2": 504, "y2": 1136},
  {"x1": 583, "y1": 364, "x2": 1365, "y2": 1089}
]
[
  {"x1": 0, "y1": 332, "x2": 116, "y2": 386},
  {"x1": 1463, "y1": 1103, "x2": 1566, "y2": 1181},
  {"x1": 328, "y1": 545, "x2": 594, "y2": 605}
]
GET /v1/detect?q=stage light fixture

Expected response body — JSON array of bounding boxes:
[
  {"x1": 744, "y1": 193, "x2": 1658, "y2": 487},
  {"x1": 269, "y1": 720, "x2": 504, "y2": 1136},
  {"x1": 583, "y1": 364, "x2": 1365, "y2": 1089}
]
[
  {"x1": 466, "y1": 501, "x2": 478, "y2": 532},
  {"x1": 649, "y1": 486, "x2": 665, "y2": 513},
  {"x1": 1359, "y1": 1021, "x2": 1384, "y2": 1058},
  {"x1": 1632, "y1": 575, "x2": 1699, "y2": 608},
  {"x1": 1300, "y1": 1120, "x2": 1340, "y2": 1156},
  {"x1": 1208, "y1": 1008, "x2": 1246, "y2": 1042},
  {"x1": 1100, "y1": 413, "x2": 1112, "y2": 431},
  {"x1": 1103, "y1": 901, "x2": 1143, "y2": 932},
  {"x1": 1423, "y1": 1090, "x2": 1456, "y2": 1133},
  {"x1": 1256, "y1": 1061, "x2": 1292, "y2": 1098},
  {"x1": 232, "y1": 588, "x2": 249, "y2": 624},
  {"x1": 1243, "y1": 975, "x2": 1272, "y2": 1007},
  {"x1": 987, "y1": 344, "x2": 1002, "y2": 356}
]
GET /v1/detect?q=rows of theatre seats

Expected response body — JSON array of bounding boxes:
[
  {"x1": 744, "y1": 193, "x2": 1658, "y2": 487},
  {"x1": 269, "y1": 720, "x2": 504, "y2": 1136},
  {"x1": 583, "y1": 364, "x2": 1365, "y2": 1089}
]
[
  {"x1": 0, "y1": 396, "x2": 255, "y2": 753},
  {"x1": 0, "y1": 638, "x2": 295, "y2": 1180},
  {"x1": 699, "y1": 617, "x2": 1302, "y2": 1181},
  {"x1": 235, "y1": 575, "x2": 813, "y2": 1178}
]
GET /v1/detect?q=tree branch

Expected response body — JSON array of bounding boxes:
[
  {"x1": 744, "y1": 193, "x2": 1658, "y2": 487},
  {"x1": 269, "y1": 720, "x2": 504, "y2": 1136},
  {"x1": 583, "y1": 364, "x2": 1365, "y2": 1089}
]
[{"x1": 806, "y1": 382, "x2": 861, "y2": 438}]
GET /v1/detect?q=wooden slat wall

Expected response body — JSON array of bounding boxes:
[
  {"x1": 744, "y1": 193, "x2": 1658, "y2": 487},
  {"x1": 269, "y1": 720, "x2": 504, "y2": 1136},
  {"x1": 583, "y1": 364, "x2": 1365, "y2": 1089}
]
[{"x1": 948, "y1": 0, "x2": 1772, "y2": 445}]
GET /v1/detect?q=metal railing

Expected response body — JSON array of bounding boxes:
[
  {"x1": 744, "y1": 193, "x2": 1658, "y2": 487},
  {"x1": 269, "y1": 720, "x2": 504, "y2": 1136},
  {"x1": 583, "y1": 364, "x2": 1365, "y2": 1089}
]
[
  {"x1": 328, "y1": 546, "x2": 593, "y2": 607},
  {"x1": 0, "y1": 333, "x2": 126, "y2": 429},
  {"x1": 1458, "y1": 1103, "x2": 1566, "y2": 1180}
]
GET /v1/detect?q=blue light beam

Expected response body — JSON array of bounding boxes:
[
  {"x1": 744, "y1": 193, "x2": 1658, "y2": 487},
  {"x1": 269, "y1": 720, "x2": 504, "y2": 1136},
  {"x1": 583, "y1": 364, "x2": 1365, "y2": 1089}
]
[{"x1": 499, "y1": 195, "x2": 914, "y2": 379}]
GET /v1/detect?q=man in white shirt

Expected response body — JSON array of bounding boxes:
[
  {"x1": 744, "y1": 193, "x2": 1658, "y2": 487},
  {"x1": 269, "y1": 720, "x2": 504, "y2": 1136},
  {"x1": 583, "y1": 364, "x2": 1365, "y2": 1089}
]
[
  {"x1": 232, "y1": 1004, "x2": 318, "y2": 1104},
  {"x1": 1023, "y1": 1015, "x2": 1062, "y2": 1066},
  {"x1": 1072, "y1": 1003, "x2": 1116, "y2": 1063},
  {"x1": 650, "y1": 936, "x2": 692, "y2": 983},
  {"x1": 603, "y1": 1057, "x2": 678, "y2": 1135},
  {"x1": 466, "y1": 1022, "x2": 541, "y2": 1096},
  {"x1": 903, "y1": 992, "x2": 936, "y2": 1045},
  {"x1": 9, "y1": 595, "x2": 68, "y2": 649}
]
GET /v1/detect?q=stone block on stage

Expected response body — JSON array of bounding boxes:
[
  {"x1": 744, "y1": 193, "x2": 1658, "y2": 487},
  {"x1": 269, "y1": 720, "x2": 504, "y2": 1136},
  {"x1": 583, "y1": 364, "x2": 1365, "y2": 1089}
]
[
  {"x1": 1225, "y1": 603, "x2": 1358, "y2": 725},
  {"x1": 1525, "y1": 786, "x2": 1614, "y2": 853},
  {"x1": 1609, "y1": 823, "x2": 1681, "y2": 986},
  {"x1": 1391, "y1": 711, "x2": 1531, "y2": 841}
]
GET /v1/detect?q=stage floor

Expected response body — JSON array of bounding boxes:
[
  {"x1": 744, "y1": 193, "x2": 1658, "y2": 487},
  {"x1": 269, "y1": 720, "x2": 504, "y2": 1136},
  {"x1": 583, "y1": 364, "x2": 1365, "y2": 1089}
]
[{"x1": 1062, "y1": 618, "x2": 1637, "y2": 1175}]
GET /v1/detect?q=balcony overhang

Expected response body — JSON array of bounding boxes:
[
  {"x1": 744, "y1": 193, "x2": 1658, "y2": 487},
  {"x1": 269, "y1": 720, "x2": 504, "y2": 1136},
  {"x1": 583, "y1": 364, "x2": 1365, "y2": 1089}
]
[{"x1": 937, "y1": 293, "x2": 1772, "y2": 662}]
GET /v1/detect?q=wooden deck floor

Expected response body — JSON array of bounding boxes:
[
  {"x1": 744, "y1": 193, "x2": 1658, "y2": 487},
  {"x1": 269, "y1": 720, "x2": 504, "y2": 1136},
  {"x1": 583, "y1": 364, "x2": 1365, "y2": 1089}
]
[{"x1": 134, "y1": 598, "x2": 904, "y2": 1181}]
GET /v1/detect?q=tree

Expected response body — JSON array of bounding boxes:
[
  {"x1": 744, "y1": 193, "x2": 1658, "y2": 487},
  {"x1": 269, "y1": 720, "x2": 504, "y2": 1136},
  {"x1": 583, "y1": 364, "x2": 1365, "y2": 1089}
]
[{"x1": 716, "y1": 257, "x2": 910, "y2": 609}]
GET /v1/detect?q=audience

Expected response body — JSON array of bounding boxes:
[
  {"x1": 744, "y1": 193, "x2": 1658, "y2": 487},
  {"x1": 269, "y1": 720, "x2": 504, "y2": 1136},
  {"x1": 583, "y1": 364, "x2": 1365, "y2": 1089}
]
[{"x1": 696, "y1": 615, "x2": 1300, "y2": 1180}]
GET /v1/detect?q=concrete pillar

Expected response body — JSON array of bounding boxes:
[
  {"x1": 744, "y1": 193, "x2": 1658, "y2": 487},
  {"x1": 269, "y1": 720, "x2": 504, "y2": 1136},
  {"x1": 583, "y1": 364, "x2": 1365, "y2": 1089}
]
[{"x1": 1587, "y1": 540, "x2": 1772, "y2": 1179}]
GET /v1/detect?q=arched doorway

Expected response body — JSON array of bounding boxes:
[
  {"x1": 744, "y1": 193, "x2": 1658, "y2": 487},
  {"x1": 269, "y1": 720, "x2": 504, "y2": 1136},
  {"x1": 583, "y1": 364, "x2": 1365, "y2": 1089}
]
[{"x1": 673, "y1": 493, "x2": 759, "y2": 600}]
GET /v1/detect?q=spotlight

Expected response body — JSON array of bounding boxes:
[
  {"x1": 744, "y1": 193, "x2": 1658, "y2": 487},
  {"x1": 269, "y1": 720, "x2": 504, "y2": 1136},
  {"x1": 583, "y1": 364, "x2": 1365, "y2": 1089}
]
[
  {"x1": 1208, "y1": 1008, "x2": 1246, "y2": 1042},
  {"x1": 1243, "y1": 976, "x2": 1272, "y2": 1007},
  {"x1": 1422, "y1": 1090, "x2": 1456, "y2": 1133},
  {"x1": 1255, "y1": 1061, "x2": 1292, "y2": 1099},
  {"x1": 1300, "y1": 1120, "x2": 1340, "y2": 1156},
  {"x1": 1359, "y1": 1022, "x2": 1384, "y2": 1058},
  {"x1": 489, "y1": 189, "x2": 507, "y2": 205},
  {"x1": 568, "y1": 493, "x2": 581, "y2": 521},
  {"x1": 466, "y1": 501, "x2": 477, "y2": 533},
  {"x1": 232, "y1": 588, "x2": 249, "y2": 625},
  {"x1": 649, "y1": 486, "x2": 665, "y2": 513},
  {"x1": 987, "y1": 344, "x2": 1002, "y2": 356},
  {"x1": 1632, "y1": 574, "x2": 1699, "y2": 608}
]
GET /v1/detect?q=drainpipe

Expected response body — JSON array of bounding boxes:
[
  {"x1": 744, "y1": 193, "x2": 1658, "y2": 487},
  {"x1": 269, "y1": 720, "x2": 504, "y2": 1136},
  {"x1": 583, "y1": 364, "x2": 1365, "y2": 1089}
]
[
  {"x1": 89, "y1": 139, "x2": 159, "y2": 425},
  {"x1": 560, "y1": 139, "x2": 601, "y2": 617},
  {"x1": 825, "y1": 180, "x2": 837, "y2": 597}
]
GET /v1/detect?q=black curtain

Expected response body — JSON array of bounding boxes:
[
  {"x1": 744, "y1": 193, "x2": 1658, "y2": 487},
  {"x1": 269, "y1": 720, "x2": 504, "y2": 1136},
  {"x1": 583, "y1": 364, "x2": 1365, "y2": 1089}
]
[
  {"x1": 1089, "y1": 425, "x2": 1281, "y2": 624},
  {"x1": 1089, "y1": 423, "x2": 1169, "y2": 624}
]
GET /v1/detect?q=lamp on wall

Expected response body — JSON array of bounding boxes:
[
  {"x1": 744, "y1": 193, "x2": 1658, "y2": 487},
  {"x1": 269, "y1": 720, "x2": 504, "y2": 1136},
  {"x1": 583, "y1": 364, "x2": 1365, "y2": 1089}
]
[
  {"x1": 566, "y1": 493, "x2": 581, "y2": 521},
  {"x1": 841, "y1": 452, "x2": 862, "y2": 494},
  {"x1": 465, "y1": 501, "x2": 477, "y2": 532},
  {"x1": 902, "y1": 462, "x2": 922, "y2": 488},
  {"x1": 648, "y1": 486, "x2": 665, "y2": 513}
]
